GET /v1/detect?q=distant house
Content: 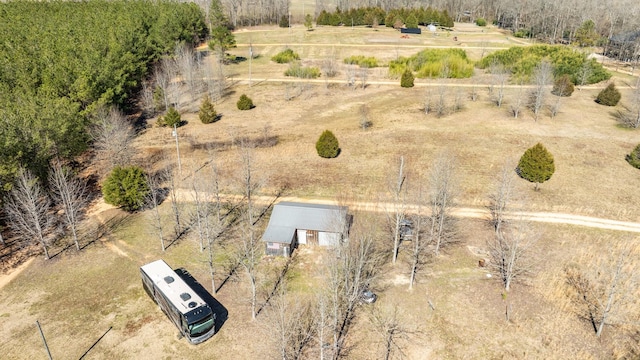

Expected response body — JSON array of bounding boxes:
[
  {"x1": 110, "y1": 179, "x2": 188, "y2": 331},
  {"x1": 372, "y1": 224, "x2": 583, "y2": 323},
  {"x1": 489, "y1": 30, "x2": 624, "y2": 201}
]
[
  {"x1": 401, "y1": 27, "x2": 421, "y2": 34},
  {"x1": 607, "y1": 30, "x2": 640, "y2": 61},
  {"x1": 262, "y1": 202, "x2": 351, "y2": 257}
]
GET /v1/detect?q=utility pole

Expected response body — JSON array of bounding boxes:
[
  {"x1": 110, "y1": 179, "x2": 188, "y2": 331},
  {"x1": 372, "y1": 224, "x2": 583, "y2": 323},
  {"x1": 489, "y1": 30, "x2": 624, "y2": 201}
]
[
  {"x1": 173, "y1": 123, "x2": 182, "y2": 176},
  {"x1": 36, "y1": 320, "x2": 53, "y2": 360}
]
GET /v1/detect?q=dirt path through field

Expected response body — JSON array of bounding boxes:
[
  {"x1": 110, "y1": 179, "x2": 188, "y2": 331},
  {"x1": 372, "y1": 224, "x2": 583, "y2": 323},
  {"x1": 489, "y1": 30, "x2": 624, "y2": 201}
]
[
  {"x1": 0, "y1": 257, "x2": 34, "y2": 290},
  {"x1": 175, "y1": 189, "x2": 640, "y2": 233}
]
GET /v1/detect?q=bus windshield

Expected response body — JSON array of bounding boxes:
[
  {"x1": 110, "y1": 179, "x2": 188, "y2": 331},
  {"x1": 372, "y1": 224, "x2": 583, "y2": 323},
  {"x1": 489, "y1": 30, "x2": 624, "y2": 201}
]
[{"x1": 189, "y1": 314, "x2": 214, "y2": 337}]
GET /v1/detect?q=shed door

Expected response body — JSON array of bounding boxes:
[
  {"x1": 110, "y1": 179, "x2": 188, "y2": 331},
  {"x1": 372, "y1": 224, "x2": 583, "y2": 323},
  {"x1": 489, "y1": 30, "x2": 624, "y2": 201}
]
[
  {"x1": 319, "y1": 232, "x2": 340, "y2": 247},
  {"x1": 297, "y1": 230, "x2": 307, "y2": 245},
  {"x1": 306, "y1": 230, "x2": 319, "y2": 245}
]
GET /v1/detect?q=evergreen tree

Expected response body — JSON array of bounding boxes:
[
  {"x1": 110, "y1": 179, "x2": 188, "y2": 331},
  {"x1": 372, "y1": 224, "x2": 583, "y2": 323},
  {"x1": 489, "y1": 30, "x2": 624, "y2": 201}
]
[
  {"x1": 401, "y1": 68, "x2": 414, "y2": 87},
  {"x1": 199, "y1": 96, "x2": 218, "y2": 124},
  {"x1": 405, "y1": 14, "x2": 419, "y2": 29},
  {"x1": 304, "y1": 14, "x2": 313, "y2": 30},
  {"x1": 551, "y1": 74, "x2": 575, "y2": 97},
  {"x1": 316, "y1": 130, "x2": 340, "y2": 158},
  {"x1": 279, "y1": 14, "x2": 289, "y2": 28},
  {"x1": 516, "y1": 143, "x2": 555, "y2": 191},
  {"x1": 158, "y1": 107, "x2": 181, "y2": 127},
  {"x1": 625, "y1": 144, "x2": 640, "y2": 169},
  {"x1": 102, "y1": 166, "x2": 150, "y2": 211},
  {"x1": 596, "y1": 83, "x2": 621, "y2": 106},
  {"x1": 237, "y1": 94, "x2": 254, "y2": 110},
  {"x1": 574, "y1": 20, "x2": 599, "y2": 47},
  {"x1": 209, "y1": 25, "x2": 236, "y2": 54}
]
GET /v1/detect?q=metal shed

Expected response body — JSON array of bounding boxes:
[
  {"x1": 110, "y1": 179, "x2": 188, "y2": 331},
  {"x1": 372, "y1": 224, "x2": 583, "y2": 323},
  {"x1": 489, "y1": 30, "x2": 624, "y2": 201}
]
[{"x1": 262, "y1": 202, "x2": 350, "y2": 256}]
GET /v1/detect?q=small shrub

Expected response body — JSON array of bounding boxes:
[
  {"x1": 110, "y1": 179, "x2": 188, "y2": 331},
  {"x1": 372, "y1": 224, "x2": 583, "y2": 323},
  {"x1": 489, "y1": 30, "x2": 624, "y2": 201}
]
[
  {"x1": 284, "y1": 63, "x2": 321, "y2": 78},
  {"x1": 513, "y1": 29, "x2": 530, "y2": 38},
  {"x1": 157, "y1": 107, "x2": 181, "y2": 127},
  {"x1": 271, "y1": 49, "x2": 300, "y2": 64},
  {"x1": 316, "y1": 130, "x2": 340, "y2": 158},
  {"x1": 475, "y1": 18, "x2": 487, "y2": 26},
  {"x1": 626, "y1": 144, "x2": 640, "y2": 169},
  {"x1": 199, "y1": 96, "x2": 217, "y2": 124},
  {"x1": 551, "y1": 75, "x2": 575, "y2": 97},
  {"x1": 237, "y1": 94, "x2": 254, "y2": 110},
  {"x1": 595, "y1": 83, "x2": 621, "y2": 106},
  {"x1": 102, "y1": 166, "x2": 150, "y2": 212},
  {"x1": 401, "y1": 69, "x2": 414, "y2": 87},
  {"x1": 344, "y1": 55, "x2": 379, "y2": 68}
]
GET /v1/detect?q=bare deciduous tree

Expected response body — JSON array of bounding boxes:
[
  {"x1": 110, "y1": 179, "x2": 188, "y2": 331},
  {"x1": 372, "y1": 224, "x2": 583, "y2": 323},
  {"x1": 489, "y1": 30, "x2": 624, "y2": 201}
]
[
  {"x1": 323, "y1": 216, "x2": 382, "y2": 359},
  {"x1": 510, "y1": 81, "x2": 526, "y2": 118},
  {"x1": 91, "y1": 106, "x2": 135, "y2": 177},
  {"x1": 577, "y1": 59, "x2": 593, "y2": 89},
  {"x1": 268, "y1": 287, "x2": 317, "y2": 360},
  {"x1": 408, "y1": 185, "x2": 429, "y2": 289},
  {"x1": 145, "y1": 171, "x2": 166, "y2": 252},
  {"x1": 49, "y1": 161, "x2": 88, "y2": 251},
  {"x1": 238, "y1": 144, "x2": 263, "y2": 320},
  {"x1": 175, "y1": 43, "x2": 199, "y2": 105},
  {"x1": 488, "y1": 219, "x2": 538, "y2": 293},
  {"x1": 345, "y1": 64, "x2": 356, "y2": 88},
  {"x1": 5, "y1": 169, "x2": 55, "y2": 259},
  {"x1": 488, "y1": 161, "x2": 517, "y2": 234},
  {"x1": 435, "y1": 82, "x2": 448, "y2": 117},
  {"x1": 321, "y1": 48, "x2": 338, "y2": 88},
  {"x1": 617, "y1": 77, "x2": 640, "y2": 128},
  {"x1": 529, "y1": 60, "x2": 553, "y2": 120},
  {"x1": 359, "y1": 104, "x2": 372, "y2": 130},
  {"x1": 565, "y1": 240, "x2": 640, "y2": 337},
  {"x1": 369, "y1": 305, "x2": 410, "y2": 360},
  {"x1": 386, "y1": 156, "x2": 407, "y2": 264},
  {"x1": 428, "y1": 152, "x2": 458, "y2": 256},
  {"x1": 359, "y1": 67, "x2": 368, "y2": 90},
  {"x1": 165, "y1": 166, "x2": 183, "y2": 240},
  {"x1": 423, "y1": 87, "x2": 433, "y2": 115},
  {"x1": 490, "y1": 60, "x2": 510, "y2": 107}
]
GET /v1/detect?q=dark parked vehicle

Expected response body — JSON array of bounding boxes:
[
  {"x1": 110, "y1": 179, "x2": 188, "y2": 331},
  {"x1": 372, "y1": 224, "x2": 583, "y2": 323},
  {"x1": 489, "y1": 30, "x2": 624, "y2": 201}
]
[{"x1": 361, "y1": 289, "x2": 377, "y2": 304}]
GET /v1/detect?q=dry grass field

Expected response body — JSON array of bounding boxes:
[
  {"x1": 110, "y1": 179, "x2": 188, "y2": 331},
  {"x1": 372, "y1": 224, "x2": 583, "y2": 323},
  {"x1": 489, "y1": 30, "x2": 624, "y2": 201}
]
[{"x1": 1, "y1": 22, "x2": 640, "y2": 359}]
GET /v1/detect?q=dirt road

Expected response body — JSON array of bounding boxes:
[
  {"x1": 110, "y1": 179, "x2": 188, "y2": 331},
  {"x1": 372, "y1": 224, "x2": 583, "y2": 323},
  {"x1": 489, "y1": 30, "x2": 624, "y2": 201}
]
[{"x1": 175, "y1": 190, "x2": 640, "y2": 233}]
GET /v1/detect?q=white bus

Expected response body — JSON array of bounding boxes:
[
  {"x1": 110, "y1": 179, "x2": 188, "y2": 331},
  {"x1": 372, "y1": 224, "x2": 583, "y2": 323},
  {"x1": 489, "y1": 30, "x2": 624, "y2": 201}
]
[{"x1": 140, "y1": 260, "x2": 216, "y2": 344}]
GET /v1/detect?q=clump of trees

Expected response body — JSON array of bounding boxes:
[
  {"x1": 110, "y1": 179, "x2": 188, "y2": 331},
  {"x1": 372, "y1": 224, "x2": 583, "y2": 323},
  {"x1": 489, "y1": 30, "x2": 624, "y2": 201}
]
[
  {"x1": 343, "y1": 56, "x2": 379, "y2": 68},
  {"x1": 0, "y1": 0, "x2": 207, "y2": 191},
  {"x1": 516, "y1": 143, "x2": 555, "y2": 191},
  {"x1": 596, "y1": 83, "x2": 621, "y2": 106},
  {"x1": 390, "y1": 49, "x2": 474, "y2": 79},
  {"x1": 237, "y1": 94, "x2": 255, "y2": 110},
  {"x1": 271, "y1": 49, "x2": 300, "y2": 64},
  {"x1": 102, "y1": 166, "x2": 150, "y2": 211},
  {"x1": 400, "y1": 69, "x2": 415, "y2": 87},
  {"x1": 478, "y1": 45, "x2": 610, "y2": 84},
  {"x1": 316, "y1": 130, "x2": 340, "y2": 158}
]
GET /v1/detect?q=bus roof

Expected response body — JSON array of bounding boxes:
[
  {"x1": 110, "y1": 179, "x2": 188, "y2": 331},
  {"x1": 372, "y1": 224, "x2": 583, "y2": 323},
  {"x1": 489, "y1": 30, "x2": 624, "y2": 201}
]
[{"x1": 140, "y1": 260, "x2": 207, "y2": 315}]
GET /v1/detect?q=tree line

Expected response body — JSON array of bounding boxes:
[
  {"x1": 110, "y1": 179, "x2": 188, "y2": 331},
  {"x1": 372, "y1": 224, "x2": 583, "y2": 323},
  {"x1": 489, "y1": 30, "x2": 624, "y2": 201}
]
[{"x1": 316, "y1": 6, "x2": 454, "y2": 28}]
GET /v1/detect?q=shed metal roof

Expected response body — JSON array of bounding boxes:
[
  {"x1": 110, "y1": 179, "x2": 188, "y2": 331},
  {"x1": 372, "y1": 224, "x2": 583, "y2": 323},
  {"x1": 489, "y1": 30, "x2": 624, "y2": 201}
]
[{"x1": 262, "y1": 202, "x2": 349, "y2": 244}]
